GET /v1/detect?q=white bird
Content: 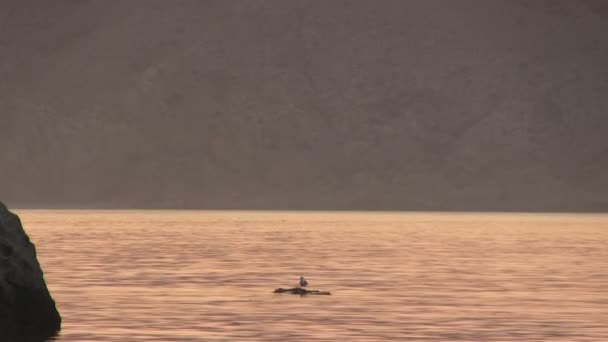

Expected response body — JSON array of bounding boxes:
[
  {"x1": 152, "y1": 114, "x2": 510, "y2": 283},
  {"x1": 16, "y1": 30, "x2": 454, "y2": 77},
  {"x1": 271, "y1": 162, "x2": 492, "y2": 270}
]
[{"x1": 299, "y1": 276, "x2": 308, "y2": 287}]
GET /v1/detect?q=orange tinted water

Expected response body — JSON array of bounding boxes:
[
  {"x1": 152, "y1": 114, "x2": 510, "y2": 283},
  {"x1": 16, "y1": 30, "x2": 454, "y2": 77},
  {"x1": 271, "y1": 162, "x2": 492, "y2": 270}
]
[{"x1": 18, "y1": 211, "x2": 608, "y2": 341}]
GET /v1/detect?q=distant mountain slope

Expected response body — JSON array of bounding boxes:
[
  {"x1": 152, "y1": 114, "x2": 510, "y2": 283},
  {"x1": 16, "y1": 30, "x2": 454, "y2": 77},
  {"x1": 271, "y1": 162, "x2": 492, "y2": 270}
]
[{"x1": 1, "y1": 0, "x2": 607, "y2": 211}]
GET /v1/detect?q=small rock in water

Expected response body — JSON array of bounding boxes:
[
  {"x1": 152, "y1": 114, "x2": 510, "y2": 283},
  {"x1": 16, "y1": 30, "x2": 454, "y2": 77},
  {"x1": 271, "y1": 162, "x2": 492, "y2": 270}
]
[{"x1": 274, "y1": 287, "x2": 331, "y2": 295}]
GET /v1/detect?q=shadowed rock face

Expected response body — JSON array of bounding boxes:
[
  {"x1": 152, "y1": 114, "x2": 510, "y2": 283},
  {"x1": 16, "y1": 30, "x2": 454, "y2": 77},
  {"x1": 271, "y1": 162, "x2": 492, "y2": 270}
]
[{"x1": 0, "y1": 202, "x2": 61, "y2": 340}]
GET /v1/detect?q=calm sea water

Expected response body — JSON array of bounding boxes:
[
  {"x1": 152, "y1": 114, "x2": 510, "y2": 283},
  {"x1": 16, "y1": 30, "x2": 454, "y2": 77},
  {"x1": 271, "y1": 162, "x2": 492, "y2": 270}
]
[{"x1": 17, "y1": 211, "x2": 608, "y2": 341}]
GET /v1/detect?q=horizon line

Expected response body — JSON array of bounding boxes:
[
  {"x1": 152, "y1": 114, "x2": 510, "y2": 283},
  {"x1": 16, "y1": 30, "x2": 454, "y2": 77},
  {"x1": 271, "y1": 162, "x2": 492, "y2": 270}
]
[{"x1": 11, "y1": 208, "x2": 608, "y2": 216}]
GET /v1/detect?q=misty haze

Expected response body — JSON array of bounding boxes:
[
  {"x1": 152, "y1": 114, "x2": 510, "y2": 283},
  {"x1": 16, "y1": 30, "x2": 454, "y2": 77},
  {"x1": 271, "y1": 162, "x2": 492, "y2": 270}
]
[{"x1": 2, "y1": 0, "x2": 608, "y2": 211}]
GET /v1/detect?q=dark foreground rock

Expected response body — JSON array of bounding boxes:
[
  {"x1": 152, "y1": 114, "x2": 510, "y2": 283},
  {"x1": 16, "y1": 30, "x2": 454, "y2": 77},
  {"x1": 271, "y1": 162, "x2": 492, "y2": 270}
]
[
  {"x1": 274, "y1": 288, "x2": 331, "y2": 295},
  {"x1": 0, "y1": 202, "x2": 61, "y2": 340}
]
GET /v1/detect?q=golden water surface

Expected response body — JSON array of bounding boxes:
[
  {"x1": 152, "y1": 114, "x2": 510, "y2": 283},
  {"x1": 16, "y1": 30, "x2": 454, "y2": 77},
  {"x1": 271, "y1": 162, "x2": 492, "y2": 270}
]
[{"x1": 18, "y1": 211, "x2": 608, "y2": 341}]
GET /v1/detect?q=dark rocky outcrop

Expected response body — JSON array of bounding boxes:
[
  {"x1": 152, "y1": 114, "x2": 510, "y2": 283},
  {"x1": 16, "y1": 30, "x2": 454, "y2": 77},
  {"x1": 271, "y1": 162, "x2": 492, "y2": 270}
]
[
  {"x1": 274, "y1": 288, "x2": 331, "y2": 295},
  {"x1": 0, "y1": 202, "x2": 61, "y2": 340}
]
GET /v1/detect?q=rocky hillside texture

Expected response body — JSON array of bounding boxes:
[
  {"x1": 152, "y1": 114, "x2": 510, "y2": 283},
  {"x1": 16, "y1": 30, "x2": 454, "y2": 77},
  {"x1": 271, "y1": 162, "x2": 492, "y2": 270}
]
[
  {"x1": 1, "y1": 1, "x2": 607, "y2": 211},
  {"x1": 0, "y1": 202, "x2": 61, "y2": 339}
]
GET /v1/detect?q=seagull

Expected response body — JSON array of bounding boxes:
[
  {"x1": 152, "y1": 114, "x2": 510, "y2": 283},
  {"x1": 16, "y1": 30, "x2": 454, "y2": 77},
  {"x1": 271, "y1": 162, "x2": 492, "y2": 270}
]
[{"x1": 299, "y1": 276, "x2": 308, "y2": 288}]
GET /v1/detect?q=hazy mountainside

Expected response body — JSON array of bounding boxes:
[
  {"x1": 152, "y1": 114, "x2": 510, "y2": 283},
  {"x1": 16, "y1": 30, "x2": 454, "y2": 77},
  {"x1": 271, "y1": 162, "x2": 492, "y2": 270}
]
[{"x1": 1, "y1": 0, "x2": 607, "y2": 211}]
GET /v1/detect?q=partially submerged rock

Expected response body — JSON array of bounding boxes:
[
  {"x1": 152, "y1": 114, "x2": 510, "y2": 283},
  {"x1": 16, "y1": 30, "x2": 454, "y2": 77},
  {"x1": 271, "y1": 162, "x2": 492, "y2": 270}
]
[
  {"x1": 0, "y1": 201, "x2": 61, "y2": 340},
  {"x1": 274, "y1": 287, "x2": 331, "y2": 295}
]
